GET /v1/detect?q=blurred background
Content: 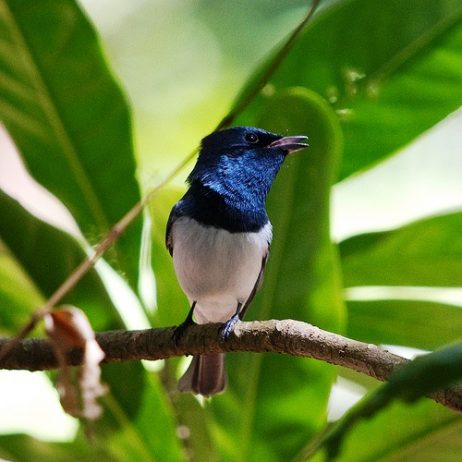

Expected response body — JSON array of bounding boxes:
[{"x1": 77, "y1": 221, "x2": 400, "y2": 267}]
[
  {"x1": 2, "y1": 0, "x2": 461, "y2": 239},
  {"x1": 78, "y1": 0, "x2": 462, "y2": 240},
  {"x1": 0, "y1": 0, "x2": 461, "y2": 445}
]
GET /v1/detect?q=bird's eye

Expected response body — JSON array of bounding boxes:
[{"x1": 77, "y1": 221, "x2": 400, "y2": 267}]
[{"x1": 244, "y1": 133, "x2": 259, "y2": 144}]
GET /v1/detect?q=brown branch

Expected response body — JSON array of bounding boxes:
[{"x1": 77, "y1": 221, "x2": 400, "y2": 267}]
[{"x1": 1, "y1": 319, "x2": 461, "y2": 412}]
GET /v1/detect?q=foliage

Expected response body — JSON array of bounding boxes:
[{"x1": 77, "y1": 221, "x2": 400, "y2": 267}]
[
  {"x1": 304, "y1": 342, "x2": 462, "y2": 460},
  {"x1": 0, "y1": 0, "x2": 461, "y2": 461}
]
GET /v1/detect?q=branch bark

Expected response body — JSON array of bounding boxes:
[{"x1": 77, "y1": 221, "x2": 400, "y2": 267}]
[{"x1": 0, "y1": 319, "x2": 461, "y2": 412}]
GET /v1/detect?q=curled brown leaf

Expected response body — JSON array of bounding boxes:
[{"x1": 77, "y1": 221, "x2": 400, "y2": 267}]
[{"x1": 45, "y1": 306, "x2": 107, "y2": 420}]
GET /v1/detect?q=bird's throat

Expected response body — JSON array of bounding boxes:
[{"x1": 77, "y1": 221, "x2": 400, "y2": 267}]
[{"x1": 184, "y1": 181, "x2": 269, "y2": 233}]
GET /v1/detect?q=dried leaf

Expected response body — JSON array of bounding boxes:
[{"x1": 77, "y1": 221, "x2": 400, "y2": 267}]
[{"x1": 45, "y1": 306, "x2": 107, "y2": 420}]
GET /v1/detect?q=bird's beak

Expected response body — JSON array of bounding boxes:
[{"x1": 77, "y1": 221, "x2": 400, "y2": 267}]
[{"x1": 268, "y1": 135, "x2": 309, "y2": 153}]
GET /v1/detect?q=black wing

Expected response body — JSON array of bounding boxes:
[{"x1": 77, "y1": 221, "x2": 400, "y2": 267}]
[
  {"x1": 165, "y1": 203, "x2": 182, "y2": 256},
  {"x1": 239, "y1": 244, "x2": 270, "y2": 320}
]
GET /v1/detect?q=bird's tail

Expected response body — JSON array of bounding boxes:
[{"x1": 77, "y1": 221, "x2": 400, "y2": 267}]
[{"x1": 178, "y1": 353, "x2": 226, "y2": 396}]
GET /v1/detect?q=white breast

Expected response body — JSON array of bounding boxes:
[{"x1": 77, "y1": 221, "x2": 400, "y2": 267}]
[{"x1": 171, "y1": 217, "x2": 272, "y2": 323}]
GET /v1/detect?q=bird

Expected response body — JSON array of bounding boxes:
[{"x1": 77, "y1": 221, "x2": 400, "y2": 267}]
[{"x1": 166, "y1": 126, "x2": 308, "y2": 396}]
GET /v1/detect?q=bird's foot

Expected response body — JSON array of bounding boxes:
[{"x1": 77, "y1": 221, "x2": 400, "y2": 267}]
[{"x1": 220, "y1": 313, "x2": 240, "y2": 341}]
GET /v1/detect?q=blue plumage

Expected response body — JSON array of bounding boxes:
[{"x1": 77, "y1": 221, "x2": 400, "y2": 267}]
[
  {"x1": 166, "y1": 126, "x2": 308, "y2": 396},
  {"x1": 188, "y1": 127, "x2": 287, "y2": 212}
]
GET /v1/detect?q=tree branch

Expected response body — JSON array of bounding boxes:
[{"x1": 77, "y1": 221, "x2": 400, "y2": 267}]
[{"x1": 0, "y1": 319, "x2": 461, "y2": 412}]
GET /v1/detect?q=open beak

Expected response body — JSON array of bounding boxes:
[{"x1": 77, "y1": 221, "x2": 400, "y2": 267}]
[{"x1": 268, "y1": 135, "x2": 309, "y2": 153}]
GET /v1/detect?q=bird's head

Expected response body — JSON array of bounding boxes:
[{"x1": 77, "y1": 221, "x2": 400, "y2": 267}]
[{"x1": 187, "y1": 126, "x2": 308, "y2": 207}]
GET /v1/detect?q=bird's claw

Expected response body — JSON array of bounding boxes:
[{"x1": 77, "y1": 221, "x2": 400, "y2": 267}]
[{"x1": 220, "y1": 313, "x2": 240, "y2": 341}]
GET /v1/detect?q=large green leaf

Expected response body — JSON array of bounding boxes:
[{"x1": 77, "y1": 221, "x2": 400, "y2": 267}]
[
  {"x1": 0, "y1": 191, "x2": 183, "y2": 461},
  {"x1": 347, "y1": 299, "x2": 462, "y2": 350},
  {"x1": 101, "y1": 368, "x2": 186, "y2": 462},
  {"x1": 0, "y1": 433, "x2": 114, "y2": 462},
  {"x1": 0, "y1": 243, "x2": 43, "y2": 334},
  {"x1": 0, "y1": 0, "x2": 142, "y2": 289},
  {"x1": 309, "y1": 342, "x2": 462, "y2": 459},
  {"x1": 207, "y1": 88, "x2": 345, "y2": 461},
  {"x1": 0, "y1": 189, "x2": 117, "y2": 330},
  {"x1": 317, "y1": 400, "x2": 462, "y2": 462},
  {"x1": 237, "y1": 0, "x2": 462, "y2": 180},
  {"x1": 340, "y1": 212, "x2": 462, "y2": 288}
]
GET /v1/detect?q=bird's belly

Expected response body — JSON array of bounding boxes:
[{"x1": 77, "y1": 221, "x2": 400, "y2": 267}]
[{"x1": 172, "y1": 217, "x2": 271, "y2": 323}]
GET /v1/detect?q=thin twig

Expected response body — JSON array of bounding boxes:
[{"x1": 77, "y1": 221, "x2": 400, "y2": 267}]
[
  {"x1": 216, "y1": 0, "x2": 321, "y2": 130},
  {"x1": 1, "y1": 319, "x2": 461, "y2": 413}
]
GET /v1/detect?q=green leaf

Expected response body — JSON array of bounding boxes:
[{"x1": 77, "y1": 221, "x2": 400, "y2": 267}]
[
  {"x1": 0, "y1": 433, "x2": 115, "y2": 462},
  {"x1": 6, "y1": 380, "x2": 182, "y2": 462},
  {"x1": 340, "y1": 212, "x2": 462, "y2": 288},
  {"x1": 0, "y1": 8, "x2": 182, "y2": 456},
  {"x1": 209, "y1": 88, "x2": 346, "y2": 461},
  {"x1": 311, "y1": 342, "x2": 462, "y2": 459},
  {"x1": 0, "y1": 0, "x2": 142, "y2": 289},
  {"x1": 238, "y1": 0, "x2": 462, "y2": 180},
  {"x1": 317, "y1": 400, "x2": 462, "y2": 462},
  {"x1": 0, "y1": 243, "x2": 43, "y2": 334},
  {"x1": 0, "y1": 192, "x2": 183, "y2": 460},
  {"x1": 174, "y1": 393, "x2": 218, "y2": 462},
  {"x1": 102, "y1": 368, "x2": 186, "y2": 462},
  {"x1": 0, "y1": 189, "x2": 118, "y2": 331},
  {"x1": 387, "y1": 344, "x2": 462, "y2": 402},
  {"x1": 347, "y1": 299, "x2": 462, "y2": 350}
]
